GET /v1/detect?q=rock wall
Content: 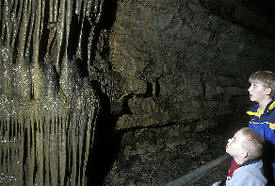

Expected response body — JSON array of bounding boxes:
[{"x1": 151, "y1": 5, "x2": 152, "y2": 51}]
[
  {"x1": 102, "y1": 0, "x2": 274, "y2": 130},
  {"x1": 96, "y1": 0, "x2": 275, "y2": 185}
]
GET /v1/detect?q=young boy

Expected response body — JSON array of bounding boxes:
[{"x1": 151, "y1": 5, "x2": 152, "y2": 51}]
[
  {"x1": 247, "y1": 71, "x2": 275, "y2": 183},
  {"x1": 212, "y1": 127, "x2": 267, "y2": 186}
]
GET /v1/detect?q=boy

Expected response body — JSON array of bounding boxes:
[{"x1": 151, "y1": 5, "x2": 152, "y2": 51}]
[
  {"x1": 213, "y1": 127, "x2": 267, "y2": 186},
  {"x1": 247, "y1": 71, "x2": 275, "y2": 183}
]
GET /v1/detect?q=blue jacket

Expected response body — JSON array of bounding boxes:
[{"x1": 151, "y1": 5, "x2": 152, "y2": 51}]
[{"x1": 247, "y1": 96, "x2": 275, "y2": 183}]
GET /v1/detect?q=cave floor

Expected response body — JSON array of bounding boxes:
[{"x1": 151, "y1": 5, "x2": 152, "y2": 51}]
[{"x1": 101, "y1": 117, "x2": 246, "y2": 186}]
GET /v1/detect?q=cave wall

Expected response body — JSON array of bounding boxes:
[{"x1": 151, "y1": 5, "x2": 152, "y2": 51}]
[
  {"x1": 102, "y1": 0, "x2": 275, "y2": 130},
  {"x1": 99, "y1": 0, "x2": 275, "y2": 185}
]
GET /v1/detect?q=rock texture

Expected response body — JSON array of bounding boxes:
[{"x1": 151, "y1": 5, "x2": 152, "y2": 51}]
[
  {"x1": 104, "y1": 0, "x2": 274, "y2": 130},
  {"x1": 103, "y1": 124, "x2": 229, "y2": 186},
  {"x1": 96, "y1": 0, "x2": 274, "y2": 185}
]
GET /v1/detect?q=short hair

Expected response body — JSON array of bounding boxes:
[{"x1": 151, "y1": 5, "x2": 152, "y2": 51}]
[
  {"x1": 239, "y1": 127, "x2": 264, "y2": 160},
  {"x1": 248, "y1": 71, "x2": 275, "y2": 97}
]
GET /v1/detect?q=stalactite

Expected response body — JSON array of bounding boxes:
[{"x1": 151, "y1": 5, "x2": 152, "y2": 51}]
[
  {"x1": 10, "y1": 0, "x2": 20, "y2": 48},
  {"x1": 76, "y1": 0, "x2": 87, "y2": 59},
  {"x1": 49, "y1": 0, "x2": 54, "y2": 22},
  {"x1": 55, "y1": 0, "x2": 66, "y2": 74},
  {"x1": 32, "y1": 0, "x2": 43, "y2": 99},
  {"x1": 35, "y1": 118, "x2": 43, "y2": 185},
  {"x1": 87, "y1": 0, "x2": 104, "y2": 76},
  {"x1": 25, "y1": 0, "x2": 35, "y2": 58},
  {"x1": 3, "y1": 0, "x2": 11, "y2": 48},
  {"x1": 14, "y1": 0, "x2": 32, "y2": 99},
  {"x1": 94, "y1": 0, "x2": 104, "y2": 24},
  {"x1": 0, "y1": 0, "x2": 104, "y2": 185},
  {"x1": 65, "y1": 0, "x2": 72, "y2": 56},
  {"x1": 75, "y1": 0, "x2": 82, "y2": 16},
  {"x1": 17, "y1": 0, "x2": 30, "y2": 62}
]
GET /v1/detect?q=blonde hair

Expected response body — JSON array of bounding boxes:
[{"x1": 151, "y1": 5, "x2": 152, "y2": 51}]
[
  {"x1": 249, "y1": 71, "x2": 275, "y2": 97},
  {"x1": 240, "y1": 127, "x2": 264, "y2": 160}
]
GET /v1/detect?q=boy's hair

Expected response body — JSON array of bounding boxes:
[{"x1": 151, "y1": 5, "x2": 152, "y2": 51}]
[
  {"x1": 249, "y1": 71, "x2": 275, "y2": 97},
  {"x1": 240, "y1": 127, "x2": 264, "y2": 160}
]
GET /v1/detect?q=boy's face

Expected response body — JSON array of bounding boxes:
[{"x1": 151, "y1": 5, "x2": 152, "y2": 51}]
[
  {"x1": 248, "y1": 81, "x2": 270, "y2": 103},
  {"x1": 226, "y1": 130, "x2": 247, "y2": 159}
]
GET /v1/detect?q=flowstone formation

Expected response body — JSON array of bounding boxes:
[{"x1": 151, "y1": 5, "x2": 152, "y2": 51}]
[{"x1": 0, "y1": 0, "x2": 104, "y2": 185}]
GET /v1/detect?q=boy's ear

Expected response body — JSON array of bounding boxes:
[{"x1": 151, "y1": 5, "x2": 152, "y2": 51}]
[
  {"x1": 240, "y1": 150, "x2": 249, "y2": 159},
  {"x1": 265, "y1": 87, "x2": 272, "y2": 95}
]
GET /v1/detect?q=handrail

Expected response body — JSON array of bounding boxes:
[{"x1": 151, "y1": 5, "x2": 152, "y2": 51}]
[{"x1": 164, "y1": 154, "x2": 231, "y2": 186}]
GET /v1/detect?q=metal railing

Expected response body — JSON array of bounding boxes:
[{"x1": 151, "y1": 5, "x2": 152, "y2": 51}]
[{"x1": 164, "y1": 154, "x2": 231, "y2": 186}]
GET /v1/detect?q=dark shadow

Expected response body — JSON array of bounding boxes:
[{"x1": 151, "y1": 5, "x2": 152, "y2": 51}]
[
  {"x1": 262, "y1": 141, "x2": 274, "y2": 186},
  {"x1": 100, "y1": 0, "x2": 119, "y2": 29},
  {"x1": 199, "y1": 0, "x2": 275, "y2": 38},
  {"x1": 86, "y1": 1, "x2": 120, "y2": 185},
  {"x1": 86, "y1": 81, "x2": 122, "y2": 186},
  {"x1": 83, "y1": 1, "x2": 120, "y2": 184}
]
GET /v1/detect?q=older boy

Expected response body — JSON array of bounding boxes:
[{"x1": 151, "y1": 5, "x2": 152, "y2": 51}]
[
  {"x1": 213, "y1": 127, "x2": 267, "y2": 186},
  {"x1": 247, "y1": 71, "x2": 275, "y2": 183}
]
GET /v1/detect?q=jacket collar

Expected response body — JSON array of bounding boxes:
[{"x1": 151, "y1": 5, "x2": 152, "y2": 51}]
[
  {"x1": 239, "y1": 158, "x2": 261, "y2": 168},
  {"x1": 247, "y1": 96, "x2": 275, "y2": 115},
  {"x1": 267, "y1": 96, "x2": 275, "y2": 111}
]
